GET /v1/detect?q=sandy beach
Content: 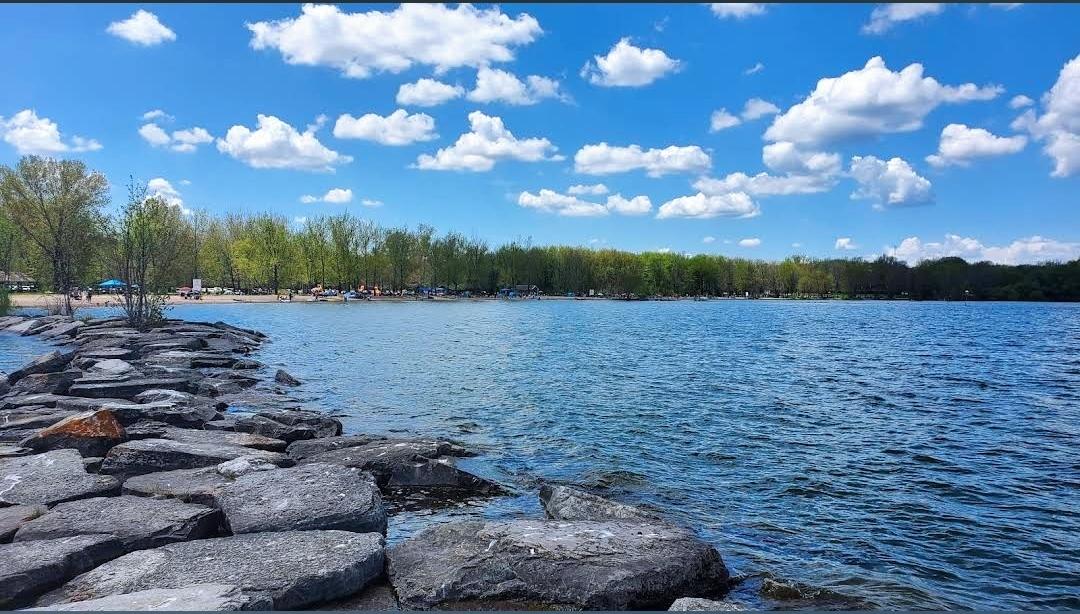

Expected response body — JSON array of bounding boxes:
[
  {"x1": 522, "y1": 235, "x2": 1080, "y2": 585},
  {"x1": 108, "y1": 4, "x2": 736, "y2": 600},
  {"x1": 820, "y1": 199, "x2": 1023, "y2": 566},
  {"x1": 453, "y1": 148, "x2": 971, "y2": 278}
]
[{"x1": 6, "y1": 292, "x2": 602, "y2": 309}]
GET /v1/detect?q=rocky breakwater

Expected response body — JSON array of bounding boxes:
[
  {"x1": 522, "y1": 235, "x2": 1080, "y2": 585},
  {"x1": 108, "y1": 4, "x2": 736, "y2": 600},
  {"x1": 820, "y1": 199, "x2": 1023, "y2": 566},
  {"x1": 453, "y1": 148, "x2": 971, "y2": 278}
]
[{"x1": 1, "y1": 314, "x2": 735, "y2": 610}]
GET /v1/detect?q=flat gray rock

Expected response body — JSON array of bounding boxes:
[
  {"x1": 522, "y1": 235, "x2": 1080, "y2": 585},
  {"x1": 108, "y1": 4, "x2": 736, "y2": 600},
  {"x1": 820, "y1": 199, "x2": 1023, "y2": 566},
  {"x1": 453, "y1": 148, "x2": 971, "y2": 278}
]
[
  {"x1": 286, "y1": 434, "x2": 384, "y2": 461},
  {"x1": 12, "y1": 371, "x2": 77, "y2": 395},
  {"x1": 23, "y1": 584, "x2": 270, "y2": 611},
  {"x1": 669, "y1": 597, "x2": 746, "y2": 611},
  {"x1": 0, "y1": 535, "x2": 123, "y2": 609},
  {"x1": 159, "y1": 426, "x2": 286, "y2": 452},
  {"x1": 212, "y1": 462, "x2": 386, "y2": 535},
  {"x1": 387, "y1": 519, "x2": 730, "y2": 610},
  {"x1": 0, "y1": 393, "x2": 64, "y2": 409},
  {"x1": 14, "y1": 495, "x2": 220, "y2": 553},
  {"x1": 100, "y1": 438, "x2": 289, "y2": 479},
  {"x1": 87, "y1": 359, "x2": 135, "y2": 376},
  {"x1": 0, "y1": 450, "x2": 120, "y2": 506},
  {"x1": 133, "y1": 389, "x2": 196, "y2": 404},
  {"x1": 40, "y1": 530, "x2": 385, "y2": 610},
  {"x1": 540, "y1": 484, "x2": 658, "y2": 521},
  {"x1": 67, "y1": 378, "x2": 193, "y2": 400},
  {"x1": 75, "y1": 347, "x2": 135, "y2": 361},
  {"x1": 6, "y1": 350, "x2": 74, "y2": 383},
  {"x1": 308, "y1": 439, "x2": 498, "y2": 492},
  {"x1": 0, "y1": 503, "x2": 47, "y2": 542},
  {"x1": 234, "y1": 414, "x2": 317, "y2": 442},
  {"x1": 37, "y1": 321, "x2": 84, "y2": 340},
  {"x1": 254, "y1": 409, "x2": 341, "y2": 437},
  {"x1": 121, "y1": 466, "x2": 228, "y2": 505}
]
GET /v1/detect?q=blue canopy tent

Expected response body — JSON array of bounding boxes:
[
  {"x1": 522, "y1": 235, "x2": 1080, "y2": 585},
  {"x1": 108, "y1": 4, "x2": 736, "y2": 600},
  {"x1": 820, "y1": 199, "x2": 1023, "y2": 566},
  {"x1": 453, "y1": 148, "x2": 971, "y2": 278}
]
[{"x1": 98, "y1": 279, "x2": 126, "y2": 289}]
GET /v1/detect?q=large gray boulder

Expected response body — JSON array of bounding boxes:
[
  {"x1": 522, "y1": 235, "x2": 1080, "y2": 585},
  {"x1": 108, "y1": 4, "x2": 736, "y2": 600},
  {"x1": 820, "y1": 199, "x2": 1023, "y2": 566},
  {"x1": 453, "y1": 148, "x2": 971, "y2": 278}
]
[
  {"x1": 158, "y1": 426, "x2": 286, "y2": 452},
  {"x1": 13, "y1": 495, "x2": 220, "y2": 553},
  {"x1": 669, "y1": 597, "x2": 746, "y2": 611},
  {"x1": 39, "y1": 530, "x2": 385, "y2": 610},
  {"x1": 100, "y1": 437, "x2": 289, "y2": 479},
  {"x1": 6, "y1": 350, "x2": 75, "y2": 383},
  {"x1": 23, "y1": 584, "x2": 271, "y2": 611},
  {"x1": 0, "y1": 503, "x2": 47, "y2": 542},
  {"x1": 0, "y1": 450, "x2": 120, "y2": 506},
  {"x1": 255, "y1": 409, "x2": 341, "y2": 437},
  {"x1": 19, "y1": 409, "x2": 127, "y2": 458},
  {"x1": 11, "y1": 371, "x2": 77, "y2": 395},
  {"x1": 387, "y1": 519, "x2": 730, "y2": 610},
  {"x1": 274, "y1": 369, "x2": 301, "y2": 386},
  {"x1": 539, "y1": 484, "x2": 658, "y2": 521},
  {"x1": 121, "y1": 467, "x2": 228, "y2": 505},
  {"x1": 308, "y1": 439, "x2": 498, "y2": 492},
  {"x1": 0, "y1": 535, "x2": 124, "y2": 609},
  {"x1": 67, "y1": 378, "x2": 193, "y2": 400},
  {"x1": 87, "y1": 359, "x2": 135, "y2": 376},
  {"x1": 37, "y1": 320, "x2": 84, "y2": 340},
  {"x1": 212, "y1": 462, "x2": 386, "y2": 535},
  {"x1": 234, "y1": 414, "x2": 317, "y2": 442},
  {"x1": 286, "y1": 434, "x2": 384, "y2": 461},
  {"x1": 133, "y1": 389, "x2": 196, "y2": 404},
  {"x1": 0, "y1": 393, "x2": 64, "y2": 409}
]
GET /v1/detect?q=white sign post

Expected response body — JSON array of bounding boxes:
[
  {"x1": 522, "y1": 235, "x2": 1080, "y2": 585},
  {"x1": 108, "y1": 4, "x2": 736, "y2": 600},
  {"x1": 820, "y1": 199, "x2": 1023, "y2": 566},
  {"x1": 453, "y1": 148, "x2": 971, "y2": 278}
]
[{"x1": 192, "y1": 279, "x2": 202, "y2": 293}]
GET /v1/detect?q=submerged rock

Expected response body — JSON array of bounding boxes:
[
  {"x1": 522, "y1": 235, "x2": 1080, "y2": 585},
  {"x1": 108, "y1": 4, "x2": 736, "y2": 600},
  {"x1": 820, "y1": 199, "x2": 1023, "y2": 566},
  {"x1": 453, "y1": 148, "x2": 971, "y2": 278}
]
[
  {"x1": 274, "y1": 369, "x2": 301, "y2": 386},
  {"x1": 212, "y1": 462, "x2": 386, "y2": 535},
  {"x1": 13, "y1": 495, "x2": 220, "y2": 553},
  {"x1": 539, "y1": 484, "x2": 658, "y2": 521},
  {"x1": 40, "y1": 530, "x2": 385, "y2": 610},
  {"x1": 20, "y1": 409, "x2": 127, "y2": 458},
  {"x1": 387, "y1": 519, "x2": 730, "y2": 610},
  {"x1": 100, "y1": 438, "x2": 289, "y2": 479},
  {"x1": 0, "y1": 535, "x2": 124, "y2": 609},
  {"x1": 23, "y1": 584, "x2": 271, "y2": 611},
  {"x1": 0, "y1": 450, "x2": 120, "y2": 506}
]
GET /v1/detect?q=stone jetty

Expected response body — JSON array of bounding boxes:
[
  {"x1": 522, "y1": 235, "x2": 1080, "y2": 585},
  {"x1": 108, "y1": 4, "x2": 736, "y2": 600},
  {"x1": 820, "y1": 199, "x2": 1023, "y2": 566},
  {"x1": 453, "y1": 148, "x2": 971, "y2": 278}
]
[{"x1": 1, "y1": 313, "x2": 733, "y2": 610}]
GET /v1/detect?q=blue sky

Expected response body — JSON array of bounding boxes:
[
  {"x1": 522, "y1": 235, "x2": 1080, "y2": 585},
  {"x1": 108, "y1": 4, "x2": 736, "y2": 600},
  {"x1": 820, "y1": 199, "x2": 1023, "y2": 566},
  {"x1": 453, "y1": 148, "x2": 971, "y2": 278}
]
[{"x1": 1, "y1": 3, "x2": 1078, "y2": 264}]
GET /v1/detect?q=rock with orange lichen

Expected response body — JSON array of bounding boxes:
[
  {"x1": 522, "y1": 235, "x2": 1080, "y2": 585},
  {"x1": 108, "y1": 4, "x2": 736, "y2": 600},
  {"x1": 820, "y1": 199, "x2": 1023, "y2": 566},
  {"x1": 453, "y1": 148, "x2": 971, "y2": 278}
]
[{"x1": 21, "y1": 409, "x2": 127, "y2": 458}]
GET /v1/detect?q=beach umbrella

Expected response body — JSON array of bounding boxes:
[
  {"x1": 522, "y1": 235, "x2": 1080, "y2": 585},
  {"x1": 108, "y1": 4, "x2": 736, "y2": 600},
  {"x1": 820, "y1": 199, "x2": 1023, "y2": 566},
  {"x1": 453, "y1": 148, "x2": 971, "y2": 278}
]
[{"x1": 98, "y1": 279, "x2": 126, "y2": 289}]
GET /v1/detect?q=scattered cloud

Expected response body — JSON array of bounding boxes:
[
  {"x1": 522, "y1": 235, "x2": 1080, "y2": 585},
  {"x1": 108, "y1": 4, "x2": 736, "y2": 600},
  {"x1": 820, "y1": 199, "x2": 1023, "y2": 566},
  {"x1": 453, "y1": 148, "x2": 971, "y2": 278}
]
[
  {"x1": 396, "y1": 79, "x2": 464, "y2": 107},
  {"x1": 710, "y1": 4, "x2": 767, "y2": 19},
  {"x1": 1009, "y1": 94, "x2": 1034, "y2": 109},
  {"x1": 247, "y1": 3, "x2": 541, "y2": 79},
  {"x1": 141, "y1": 109, "x2": 172, "y2": 122},
  {"x1": 139, "y1": 122, "x2": 213, "y2": 153},
  {"x1": 744, "y1": 62, "x2": 765, "y2": 75},
  {"x1": 702, "y1": 236, "x2": 716, "y2": 244},
  {"x1": 217, "y1": 114, "x2": 351, "y2": 172},
  {"x1": 0, "y1": 109, "x2": 102, "y2": 155},
  {"x1": 885, "y1": 234, "x2": 1080, "y2": 265},
  {"x1": 574, "y1": 143, "x2": 711, "y2": 176},
  {"x1": 517, "y1": 188, "x2": 651, "y2": 217},
  {"x1": 710, "y1": 109, "x2": 741, "y2": 132},
  {"x1": 835, "y1": 237, "x2": 857, "y2": 250},
  {"x1": 990, "y1": 3, "x2": 1023, "y2": 9},
  {"x1": 567, "y1": 183, "x2": 609, "y2": 195},
  {"x1": 300, "y1": 187, "x2": 352, "y2": 204},
  {"x1": 738, "y1": 237, "x2": 762, "y2": 247},
  {"x1": 147, "y1": 177, "x2": 190, "y2": 215},
  {"x1": 1011, "y1": 53, "x2": 1080, "y2": 177},
  {"x1": 710, "y1": 98, "x2": 781, "y2": 132},
  {"x1": 656, "y1": 192, "x2": 759, "y2": 219},
  {"x1": 333, "y1": 109, "x2": 437, "y2": 145},
  {"x1": 467, "y1": 66, "x2": 566, "y2": 105},
  {"x1": 765, "y1": 56, "x2": 1002, "y2": 147},
  {"x1": 792, "y1": 242, "x2": 803, "y2": 248},
  {"x1": 361, "y1": 198, "x2": 383, "y2": 207},
  {"x1": 862, "y1": 3, "x2": 943, "y2": 35},
  {"x1": 850, "y1": 155, "x2": 933, "y2": 208},
  {"x1": 581, "y1": 38, "x2": 681, "y2": 87},
  {"x1": 693, "y1": 141, "x2": 841, "y2": 198},
  {"x1": 415, "y1": 111, "x2": 560, "y2": 172},
  {"x1": 926, "y1": 123, "x2": 1026, "y2": 167},
  {"x1": 106, "y1": 10, "x2": 176, "y2": 46}
]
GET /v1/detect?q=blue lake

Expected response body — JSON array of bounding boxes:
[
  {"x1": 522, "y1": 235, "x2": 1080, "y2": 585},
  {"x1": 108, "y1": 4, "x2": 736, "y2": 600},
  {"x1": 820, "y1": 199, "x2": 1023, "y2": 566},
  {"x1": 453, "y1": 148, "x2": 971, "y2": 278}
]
[{"x1": 5, "y1": 300, "x2": 1079, "y2": 609}]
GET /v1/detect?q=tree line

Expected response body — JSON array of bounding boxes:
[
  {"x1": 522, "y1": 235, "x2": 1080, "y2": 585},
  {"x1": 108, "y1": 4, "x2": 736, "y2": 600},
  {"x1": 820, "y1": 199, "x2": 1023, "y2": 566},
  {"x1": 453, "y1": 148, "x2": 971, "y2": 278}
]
[{"x1": 2, "y1": 155, "x2": 1079, "y2": 314}]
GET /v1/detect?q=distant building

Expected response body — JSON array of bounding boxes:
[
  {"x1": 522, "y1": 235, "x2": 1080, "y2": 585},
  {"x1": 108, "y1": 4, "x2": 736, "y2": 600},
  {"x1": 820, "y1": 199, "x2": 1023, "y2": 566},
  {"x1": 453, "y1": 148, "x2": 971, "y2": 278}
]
[{"x1": 1, "y1": 271, "x2": 36, "y2": 291}]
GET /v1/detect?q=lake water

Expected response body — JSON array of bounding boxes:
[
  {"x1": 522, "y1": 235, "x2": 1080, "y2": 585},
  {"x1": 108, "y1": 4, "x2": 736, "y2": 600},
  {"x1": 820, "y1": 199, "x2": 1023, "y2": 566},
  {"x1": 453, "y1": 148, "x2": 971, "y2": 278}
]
[{"x1": 5, "y1": 300, "x2": 1079, "y2": 609}]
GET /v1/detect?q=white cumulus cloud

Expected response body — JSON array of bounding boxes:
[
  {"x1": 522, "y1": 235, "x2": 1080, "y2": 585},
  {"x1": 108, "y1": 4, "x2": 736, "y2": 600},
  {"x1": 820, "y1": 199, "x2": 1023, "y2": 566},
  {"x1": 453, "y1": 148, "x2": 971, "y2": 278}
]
[
  {"x1": 517, "y1": 189, "x2": 651, "y2": 217},
  {"x1": 396, "y1": 79, "x2": 464, "y2": 107},
  {"x1": 217, "y1": 114, "x2": 352, "y2": 172},
  {"x1": 739, "y1": 237, "x2": 762, "y2": 247},
  {"x1": 300, "y1": 188, "x2": 353, "y2": 204},
  {"x1": 710, "y1": 98, "x2": 780, "y2": 132},
  {"x1": 925, "y1": 123, "x2": 1026, "y2": 167},
  {"x1": 1011, "y1": 53, "x2": 1080, "y2": 177},
  {"x1": 1009, "y1": 95, "x2": 1034, "y2": 109},
  {"x1": 0, "y1": 110, "x2": 102, "y2": 155},
  {"x1": 862, "y1": 3, "x2": 943, "y2": 35},
  {"x1": 141, "y1": 109, "x2": 172, "y2": 121},
  {"x1": 333, "y1": 109, "x2": 437, "y2": 145},
  {"x1": 107, "y1": 10, "x2": 176, "y2": 46},
  {"x1": 574, "y1": 143, "x2": 711, "y2": 177},
  {"x1": 710, "y1": 4, "x2": 767, "y2": 19},
  {"x1": 885, "y1": 234, "x2": 1080, "y2": 265},
  {"x1": 581, "y1": 38, "x2": 681, "y2": 87},
  {"x1": 693, "y1": 142, "x2": 841, "y2": 198},
  {"x1": 147, "y1": 177, "x2": 190, "y2": 215},
  {"x1": 850, "y1": 155, "x2": 933, "y2": 208},
  {"x1": 656, "y1": 192, "x2": 759, "y2": 219},
  {"x1": 765, "y1": 56, "x2": 1002, "y2": 147},
  {"x1": 567, "y1": 183, "x2": 609, "y2": 195},
  {"x1": 835, "y1": 237, "x2": 857, "y2": 250},
  {"x1": 710, "y1": 109, "x2": 741, "y2": 132},
  {"x1": 139, "y1": 122, "x2": 213, "y2": 153},
  {"x1": 415, "y1": 111, "x2": 560, "y2": 172},
  {"x1": 467, "y1": 67, "x2": 566, "y2": 105},
  {"x1": 247, "y1": 3, "x2": 541, "y2": 79}
]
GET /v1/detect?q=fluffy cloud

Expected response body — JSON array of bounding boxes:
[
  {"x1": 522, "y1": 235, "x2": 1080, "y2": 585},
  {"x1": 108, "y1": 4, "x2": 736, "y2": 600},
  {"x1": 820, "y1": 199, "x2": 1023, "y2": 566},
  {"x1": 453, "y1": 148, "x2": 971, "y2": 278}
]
[
  {"x1": 581, "y1": 38, "x2": 681, "y2": 87},
  {"x1": 762, "y1": 141, "x2": 841, "y2": 175},
  {"x1": 0, "y1": 110, "x2": 102, "y2": 155},
  {"x1": 333, "y1": 109, "x2": 437, "y2": 145},
  {"x1": 885, "y1": 234, "x2": 1080, "y2": 265},
  {"x1": 849, "y1": 155, "x2": 933, "y2": 207},
  {"x1": 574, "y1": 143, "x2": 711, "y2": 177},
  {"x1": 765, "y1": 56, "x2": 1002, "y2": 147},
  {"x1": 141, "y1": 109, "x2": 172, "y2": 121},
  {"x1": 248, "y1": 4, "x2": 540, "y2": 79},
  {"x1": 106, "y1": 10, "x2": 176, "y2": 46},
  {"x1": 709, "y1": 98, "x2": 781, "y2": 132},
  {"x1": 567, "y1": 183, "x2": 609, "y2": 195},
  {"x1": 146, "y1": 178, "x2": 190, "y2": 215},
  {"x1": 415, "y1": 111, "x2": 559, "y2": 172},
  {"x1": 139, "y1": 122, "x2": 213, "y2": 153},
  {"x1": 396, "y1": 79, "x2": 464, "y2": 107},
  {"x1": 710, "y1": 109, "x2": 741, "y2": 132},
  {"x1": 217, "y1": 114, "x2": 352, "y2": 172},
  {"x1": 693, "y1": 141, "x2": 841, "y2": 198},
  {"x1": 1009, "y1": 95, "x2": 1034, "y2": 109},
  {"x1": 300, "y1": 188, "x2": 352, "y2": 204},
  {"x1": 862, "y1": 3, "x2": 943, "y2": 35},
  {"x1": 1011, "y1": 53, "x2": 1080, "y2": 177},
  {"x1": 709, "y1": 4, "x2": 767, "y2": 18},
  {"x1": 656, "y1": 192, "x2": 759, "y2": 219},
  {"x1": 925, "y1": 123, "x2": 1026, "y2": 167},
  {"x1": 467, "y1": 67, "x2": 566, "y2": 105},
  {"x1": 835, "y1": 237, "x2": 857, "y2": 250},
  {"x1": 738, "y1": 238, "x2": 762, "y2": 247},
  {"x1": 517, "y1": 189, "x2": 651, "y2": 217}
]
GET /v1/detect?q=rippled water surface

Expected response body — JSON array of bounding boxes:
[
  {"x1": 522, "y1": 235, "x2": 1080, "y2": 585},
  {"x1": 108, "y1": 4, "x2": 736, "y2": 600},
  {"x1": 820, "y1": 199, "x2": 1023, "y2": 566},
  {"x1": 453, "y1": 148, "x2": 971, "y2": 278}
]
[{"x1": 7, "y1": 300, "x2": 1080, "y2": 609}]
